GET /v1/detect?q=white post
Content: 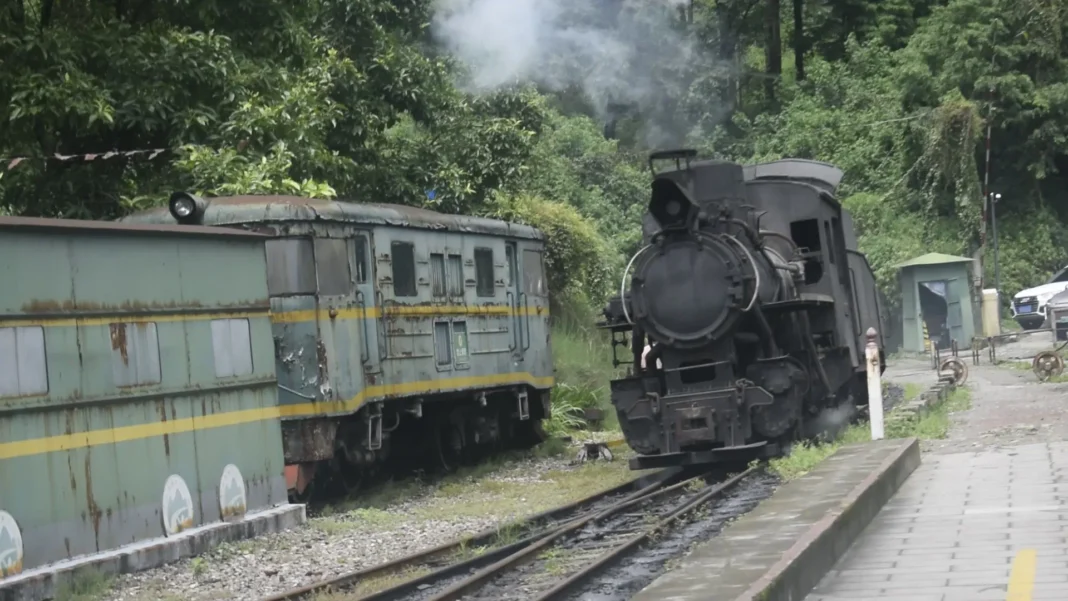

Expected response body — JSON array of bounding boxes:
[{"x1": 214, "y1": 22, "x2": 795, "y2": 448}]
[{"x1": 866, "y1": 327, "x2": 885, "y2": 440}]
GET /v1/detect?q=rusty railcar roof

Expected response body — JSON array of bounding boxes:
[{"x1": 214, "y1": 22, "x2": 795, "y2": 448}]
[
  {"x1": 0, "y1": 215, "x2": 268, "y2": 239},
  {"x1": 119, "y1": 196, "x2": 546, "y2": 240}
]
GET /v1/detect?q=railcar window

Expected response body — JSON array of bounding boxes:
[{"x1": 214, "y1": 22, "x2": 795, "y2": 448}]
[
  {"x1": 211, "y1": 318, "x2": 254, "y2": 378},
  {"x1": 391, "y1": 241, "x2": 417, "y2": 297},
  {"x1": 447, "y1": 254, "x2": 463, "y2": 297},
  {"x1": 475, "y1": 248, "x2": 494, "y2": 297},
  {"x1": 354, "y1": 235, "x2": 369, "y2": 284},
  {"x1": 0, "y1": 326, "x2": 48, "y2": 397},
  {"x1": 108, "y1": 322, "x2": 161, "y2": 387},
  {"x1": 430, "y1": 253, "x2": 447, "y2": 297},
  {"x1": 315, "y1": 238, "x2": 352, "y2": 296},
  {"x1": 522, "y1": 250, "x2": 547, "y2": 296},
  {"x1": 434, "y1": 321, "x2": 452, "y2": 365},
  {"x1": 265, "y1": 238, "x2": 316, "y2": 296}
]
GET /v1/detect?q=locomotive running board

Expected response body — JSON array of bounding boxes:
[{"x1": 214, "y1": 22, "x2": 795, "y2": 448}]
[{"x1": 628, "y1": 441, "x2": 779, "y2": 470}]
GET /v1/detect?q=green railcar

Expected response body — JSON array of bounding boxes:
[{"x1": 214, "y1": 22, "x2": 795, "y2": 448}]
[
  {"x1": 121, "y1": 194, "x2": 554, "y2": 498},
  {"x1": 0, "y1": 216, "x2": 288, "y2": 578}
]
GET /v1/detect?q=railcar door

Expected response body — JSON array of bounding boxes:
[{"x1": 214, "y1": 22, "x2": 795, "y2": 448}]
[
  {"x1": 352, "y1": 232, "x2": 381, "y2": 377},
  {"x1": 945, "y1": 278, "x2": 965, "y2": 347},
  {"x1": 313, "y1": 237, "x2": 361, "y2": 401}
]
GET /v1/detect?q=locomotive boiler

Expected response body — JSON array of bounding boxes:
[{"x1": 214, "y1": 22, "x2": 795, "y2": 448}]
[{"x1": 600, "y1": 150, "x2": 887, "y2": 470}]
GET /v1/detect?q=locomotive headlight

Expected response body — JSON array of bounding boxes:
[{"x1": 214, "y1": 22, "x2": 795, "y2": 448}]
[
  {"x1": 649, "y1": 177, "x2": 697, "y2": 231},
  {"x1": 173, "y1": 197, "x2": 195, "y2": 218},
  {"x1": 168, "y1": 191, "x2": 208, "y2": 224}
]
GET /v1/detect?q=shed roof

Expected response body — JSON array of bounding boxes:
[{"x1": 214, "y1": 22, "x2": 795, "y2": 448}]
[
  {"x1": 0, "y1": 215, "x2": 267, "y2": 240},
  {"x1": 894, "y1": 252, "x2": 974, "y2": 269}
]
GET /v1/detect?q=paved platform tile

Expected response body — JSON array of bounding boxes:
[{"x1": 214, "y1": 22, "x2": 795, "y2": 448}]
[{"x1": 806, "y1": 441, "x2": 1068, "y2": 601}]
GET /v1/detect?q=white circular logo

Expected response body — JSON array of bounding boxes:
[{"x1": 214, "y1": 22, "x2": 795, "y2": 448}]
[
  {"x1": 0, "y1": 510, "x2": 24, "y2": 578},
  {"x1": 219, "y1": 464, "x2": 247, "y2": 520},
  {"x1": 161, "y1": 475, "x2": 195, "y2": 536}
]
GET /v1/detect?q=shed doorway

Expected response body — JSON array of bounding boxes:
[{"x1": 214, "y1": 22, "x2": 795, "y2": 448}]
[{"x1": 919, "y1": 280, "x2": 951, "y2": 350}]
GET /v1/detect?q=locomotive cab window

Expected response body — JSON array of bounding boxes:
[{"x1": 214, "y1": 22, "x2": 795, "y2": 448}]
[
  {"x1": 447, "y1": 254, "x2": 463, "y2": 297},
  {"x1": 353, "y1": 235, "x2": 369, "y2": 284},
  {"x1": 474, "y1": 248, "x2": 494, "y2": 297},
  {"x1": 522, "y1": 249, "x2": 547, "y2": 296},
  {"x1": 265, "y1": 238, "x2": 316, "y2": 296},
  {"x1": 315, "y1": 238, "x2": 351, "y2": 296},
  {"x1": 0, "y1": 326, "x2": 48, "y2": 397},
  {"x1": 430, "y1": 253, "x2": 447, "y2": 297},
  {"x1": 391, "y1": 241, "x2": 417, "y2": 297}
]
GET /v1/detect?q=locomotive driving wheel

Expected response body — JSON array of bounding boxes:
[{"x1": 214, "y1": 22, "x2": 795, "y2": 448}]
[
  {"x1": 1032, "y1": 351, "x2": 1065, "y2": 382},
  {"x1": 938, "y1": 357, "x2": 969, "y2": 386}
]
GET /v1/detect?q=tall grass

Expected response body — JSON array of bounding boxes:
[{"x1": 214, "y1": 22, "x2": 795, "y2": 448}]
[{"x1": 546, "y1": 294, "x2": 623, "y2": 435}]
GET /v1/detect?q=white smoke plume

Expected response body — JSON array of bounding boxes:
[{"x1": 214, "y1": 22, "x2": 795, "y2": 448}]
[{"x1": 430, "y1": 0, "x2": 711, "y2": 147}]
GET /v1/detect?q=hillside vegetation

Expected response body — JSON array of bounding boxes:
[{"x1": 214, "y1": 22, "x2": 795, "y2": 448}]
[{"x1": 3, "y1": 0, "x2": 1067, "y2": 430}]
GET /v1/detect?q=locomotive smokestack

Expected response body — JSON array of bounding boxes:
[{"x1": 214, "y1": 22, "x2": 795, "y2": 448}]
[{"x1": 649, "y1": 177, "x2": 697, "y2": 231}]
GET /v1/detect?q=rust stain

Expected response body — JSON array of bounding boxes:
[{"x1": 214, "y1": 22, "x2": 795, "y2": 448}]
[
  {"x1": 21, "y1": 297, "x2": 269, "y2": 314},
  {"x1": 67, "y1": 455, "x2": 77, "y2": 492},
  {"x1": 158, "y1": 400, "x2": 170, "y2": 456},
  {"x1": 109, "y1": 323, "x2": 129, "y2": 365},
  {"x1": 84, "y1": 454, "x2": 102, "y2": 550}
]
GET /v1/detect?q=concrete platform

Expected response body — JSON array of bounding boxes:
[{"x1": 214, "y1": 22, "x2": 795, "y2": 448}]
[
  {"x1": 631, "y1": 437, "x2": 921, "y2": 601},
  {"x1": 0, "y1": 503, "x2": 305, "y2": 601},
  {"x1": 806, "y1": 441, "x2": 1068, "y2": 601}
]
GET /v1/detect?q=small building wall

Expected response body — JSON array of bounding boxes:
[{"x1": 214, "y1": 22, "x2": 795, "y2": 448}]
[{"x1": 899, "y1": 262, "x2": 977, "y2": 352}]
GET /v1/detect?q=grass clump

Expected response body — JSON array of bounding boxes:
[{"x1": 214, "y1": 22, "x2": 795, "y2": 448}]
[
  {"x1": 54, "y1": 569, "x2": 113, "y2": 601},
  {"x1": 769, "y1": 387, "x2": 972, "y2": 481}
]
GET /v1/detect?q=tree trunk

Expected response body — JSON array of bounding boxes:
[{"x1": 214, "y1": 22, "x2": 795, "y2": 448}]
[
  {"x1": 793, "y1": 0, "x2": 805, "y2": 80},
  {"x1": 765, "y1": 0, "x2": 782, "y2": 101}
]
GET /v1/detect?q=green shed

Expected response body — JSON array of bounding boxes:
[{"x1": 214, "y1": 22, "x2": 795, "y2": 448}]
[{"x1": 897, "y1": 252, "x2": 979, "y2": 352}]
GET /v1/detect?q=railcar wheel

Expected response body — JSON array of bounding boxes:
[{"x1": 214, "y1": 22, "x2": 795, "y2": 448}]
[
  {"x1": 939, "y1": 358, "x2": 969, "y2": 386},
  {"x1": 434, "y1": 422, "x2": 465, "y2": 473},
  {"x1": 1033, "y1": 351, "x2": 1064, "y2": 382}
]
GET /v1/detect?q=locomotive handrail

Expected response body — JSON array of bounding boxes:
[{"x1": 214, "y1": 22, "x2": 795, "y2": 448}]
[
  {"x1": 375, "y1": 290, "x2": 388, "y2": 361},
  {"x1": 355, "y1": 290, "x2": 371, "y2": 364},
  {"x1": 520, "y1": 292, "x2": 532, "y2": 351},
  {"x1": 506, "y1": 291, "x2": 518, "y2": 352}
]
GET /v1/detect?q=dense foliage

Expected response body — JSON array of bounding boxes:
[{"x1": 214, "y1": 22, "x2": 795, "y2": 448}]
[{"x1": 4, "y1": 0, "x2": 1068, "y2": 313}]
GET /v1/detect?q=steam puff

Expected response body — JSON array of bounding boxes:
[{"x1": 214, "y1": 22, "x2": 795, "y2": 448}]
[{"x1": 431, "y1": 0, "x2": 700, "y2": 133}]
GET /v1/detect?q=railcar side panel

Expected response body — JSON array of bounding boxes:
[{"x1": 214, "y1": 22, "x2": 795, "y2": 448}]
[{"x1": 0, "y1": 221, "x2": 286, "y2": 577}]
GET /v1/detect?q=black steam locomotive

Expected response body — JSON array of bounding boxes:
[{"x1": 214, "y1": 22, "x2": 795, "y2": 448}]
[{"x1": 600, "y1": 150, "x2": 888, "y2": 470}]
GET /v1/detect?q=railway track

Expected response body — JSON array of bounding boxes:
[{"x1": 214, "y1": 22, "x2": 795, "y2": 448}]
[
  {"x1": 262, "y1": 466, "x2": 682, "y2": 601},
  {"x1": 265, "y1": 464, "x2": 766, "y2": 601}
]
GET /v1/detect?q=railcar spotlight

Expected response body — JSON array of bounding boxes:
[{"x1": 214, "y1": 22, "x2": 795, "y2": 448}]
[
  {"x1": 649, "y1": 177, "x2": 697, "y2": 231},
  {"x1": 168, "y1": 191, "x2": 207, "y2": 224}
]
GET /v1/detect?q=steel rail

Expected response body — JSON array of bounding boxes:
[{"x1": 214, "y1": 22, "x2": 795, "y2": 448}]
[
  {"x1": 530, "y1": 465, "x2": 759, "y2": 601},
  {"x1": 422, "y1": 469, "x2": 717, "y2": 601},
  {"x1": 261, "y1": 466, "x2": 679, "y2": 601}
]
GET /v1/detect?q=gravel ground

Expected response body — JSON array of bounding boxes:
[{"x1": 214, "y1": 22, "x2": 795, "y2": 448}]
[
  {"x1": 922, "y1": 336, "x2": 1068, "y2": 455},
  {"x1": 100, "y1": 434, "x2": 639, "y2": 601}
]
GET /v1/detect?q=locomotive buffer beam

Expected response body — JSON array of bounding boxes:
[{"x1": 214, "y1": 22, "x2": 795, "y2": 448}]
[{"x1": 629, "y1": 441, "x2": 778, "y2": 470}]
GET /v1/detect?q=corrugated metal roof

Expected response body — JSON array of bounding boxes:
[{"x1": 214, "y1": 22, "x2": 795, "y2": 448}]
[
  {"x1": 0, "y1": 215, "x2": 267, "y2": 239},
  {"x1": 894, "y1": 252, "x2": 975, "y2": 269},
  {"x1": 119, "y1": 196, "x2": 545, "y2": 240}
]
